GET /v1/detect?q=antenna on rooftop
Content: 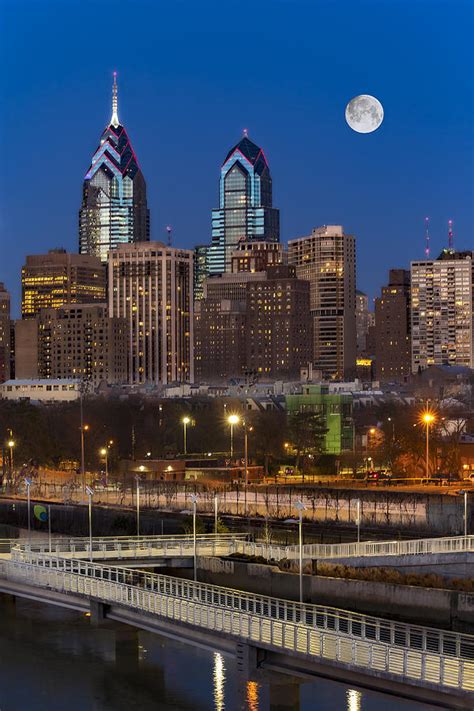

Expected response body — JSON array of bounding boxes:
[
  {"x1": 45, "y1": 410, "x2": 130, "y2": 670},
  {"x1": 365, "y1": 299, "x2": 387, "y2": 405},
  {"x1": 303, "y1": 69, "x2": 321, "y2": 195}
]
[
  {"x1": 448, "y1": 219, "x2": 454, "y2": 250},
  {"x1": 424, "y1": 217, "x2": 430, "y2": 258},
  {"x1": 166, "y1": 225, "x2": 172, "y2": 247}
]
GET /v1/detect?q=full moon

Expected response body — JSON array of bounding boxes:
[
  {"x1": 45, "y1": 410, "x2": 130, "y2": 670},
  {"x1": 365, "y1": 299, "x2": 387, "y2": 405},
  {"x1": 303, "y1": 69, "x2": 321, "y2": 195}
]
[{"x1": 345, "y1": 94, "x2": 384, "y2": 133}]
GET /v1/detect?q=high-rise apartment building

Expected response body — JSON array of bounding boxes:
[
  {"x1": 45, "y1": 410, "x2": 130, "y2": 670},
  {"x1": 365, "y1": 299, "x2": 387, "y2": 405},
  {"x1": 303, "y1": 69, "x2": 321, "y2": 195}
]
[
  {"x1": 15, "y1": 304, "x2": 127, "y2": 385},
  {"x1": 79, "y1": 74, "x2": 150, "y2": 262},
  {"x1": 245, "y1": 265, "x2": 312, "y2": 379},
  {"x1": 375, "y1": 269, "x2": 411, "y2": 382},
  {"x1": 194, "y1": 299, "x2": 247, "y2": 381},
  {"x1": 21, "y1": 249, "x2": 106, "y2": 319},
  {"x1": 356, "y1": 290, "x2": 370, "y2": 355},
  {"x1": 288, "y1": 225, "x2": 356, "y2": 380},
  {"x1": 195, "y1": 266, "x2": 311, "y2": 382},
  {"x1": 0, "y1": 283, "x2": 11, "y2": 382},
  {"x1": 411, "y1": 250, "x2": 473, "y2": 372},
  {"x1": 109, "y1": 242, "x2": 194, "y2": 384},
  {"x1": 208, "y1": 134, "x2": 279, "y2": 275}
]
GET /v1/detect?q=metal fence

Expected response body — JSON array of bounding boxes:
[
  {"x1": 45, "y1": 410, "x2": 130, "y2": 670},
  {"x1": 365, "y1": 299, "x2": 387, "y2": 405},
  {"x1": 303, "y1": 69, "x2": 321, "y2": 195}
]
[
  {"x1": 239, "y1": 534, "x2": 474, "y2": 561},
  {"x1": 6, "y1": 532, "x2": 474, "y2": 563},
  {"x1": 16, "y1": 534, "x2": 243, "y2": 560},
  {"x1": 5, "y1": 547, "x2": 474, "y2": 695}
]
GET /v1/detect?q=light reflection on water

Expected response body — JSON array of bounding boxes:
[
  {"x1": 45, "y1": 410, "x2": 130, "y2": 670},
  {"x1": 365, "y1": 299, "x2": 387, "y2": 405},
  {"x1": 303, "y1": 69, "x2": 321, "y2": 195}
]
[
  {"x1": 246, "y1": 680, "x2": 259, "y2": 711},
  {"x1": 347, "y1": 688, "x2": 362, "y2": 711},
  {"x1": 0, "y1": 599, "x2": 441, "y2": 711},
  {"x1": 213, "y1": 652, "x2": 226, "y2": 711}
]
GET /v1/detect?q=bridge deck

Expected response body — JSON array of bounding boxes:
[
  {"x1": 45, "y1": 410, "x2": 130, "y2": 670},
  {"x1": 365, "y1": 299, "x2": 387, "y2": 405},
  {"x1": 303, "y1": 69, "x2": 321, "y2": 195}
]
[{"x1": 1, "y1": 540, "x2": 473, "y2": 708}]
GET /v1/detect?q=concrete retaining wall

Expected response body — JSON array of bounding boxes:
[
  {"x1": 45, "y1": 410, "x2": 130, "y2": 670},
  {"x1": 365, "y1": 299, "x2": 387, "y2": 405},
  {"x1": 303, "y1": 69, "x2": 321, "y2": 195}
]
[
  {"x1": 324, "y1": 552, "x2": 474, "y2": 579},
  {"x1": 171, "y1": 559, "x2": 474, "y2": 632}
]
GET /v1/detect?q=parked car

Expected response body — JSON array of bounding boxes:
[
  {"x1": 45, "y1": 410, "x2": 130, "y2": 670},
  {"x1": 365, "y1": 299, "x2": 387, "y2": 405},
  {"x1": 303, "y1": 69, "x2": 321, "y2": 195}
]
[{"x1": 365, "y1": 470, "x2": 392, "y2": 484}]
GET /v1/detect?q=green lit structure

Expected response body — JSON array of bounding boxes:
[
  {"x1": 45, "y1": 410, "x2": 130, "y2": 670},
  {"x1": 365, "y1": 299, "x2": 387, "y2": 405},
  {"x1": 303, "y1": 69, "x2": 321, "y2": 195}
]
[{"x1": 285, "y1": 384, "x2": 353, "y2": 454}]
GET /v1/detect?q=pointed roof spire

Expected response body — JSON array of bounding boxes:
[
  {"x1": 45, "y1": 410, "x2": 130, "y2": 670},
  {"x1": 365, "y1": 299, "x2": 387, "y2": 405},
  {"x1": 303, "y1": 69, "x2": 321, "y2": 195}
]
[{"x1": 110, "y1": 71, "x2": 119, "y2": 128}]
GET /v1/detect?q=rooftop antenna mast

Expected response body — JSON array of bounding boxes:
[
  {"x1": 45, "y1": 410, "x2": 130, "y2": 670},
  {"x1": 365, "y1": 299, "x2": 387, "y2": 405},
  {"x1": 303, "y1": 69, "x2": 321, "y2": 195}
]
[
  {"x1": 166, "y1": 225, "x2": 172, "y2": 247},
  {"x1": 424, "y1": 216, "x2": 430, "y2": 258},
  {"x1": 448, "y1": 219, "x2": 454, "y2": 250}
]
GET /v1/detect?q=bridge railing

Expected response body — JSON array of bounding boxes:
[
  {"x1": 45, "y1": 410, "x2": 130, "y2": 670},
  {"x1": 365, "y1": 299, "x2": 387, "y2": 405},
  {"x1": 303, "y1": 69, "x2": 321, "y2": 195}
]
[
  {"x1": 242, "y1": 534, "x2": 474, "y2": 561},
  {"x1": 8, "y1": 547, "x2": 474, "y2": 664},
  {"x1": 5, "y1": 551, "x2": 473, "y2": 695},
  {"x1": 11, "y1": 534, "x2": 247, "y2": 560}
]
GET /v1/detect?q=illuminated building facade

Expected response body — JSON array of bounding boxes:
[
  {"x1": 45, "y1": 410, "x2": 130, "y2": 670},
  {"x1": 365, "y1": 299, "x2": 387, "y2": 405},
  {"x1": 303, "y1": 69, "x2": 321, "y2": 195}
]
[
  {"x1": 15, "y1": 304, "x2": 127, "y2": 385},
  {"x1": 109, "y1": 242, "x2": 194, "y2": 385},
  {"x1": 21, "y1": 249, "x2": 105, "y2": 319},
  {"x1": 195, "y1": 265, "x2": 311, "y2": 382},
  {"x1": 0, "y1": 283, "x2": 10, "y2": 382},
  {"x1": 230, "y1": 241, "x2": 285, "y2": 274},
  {"x1": 288, "y1": 225, "x2": 356, "y2": 380},
  {"x1": 411, "y1": 250, "x2": 473, "y2": 372},
  {"x1": 79, "y1": 74, "x2": 150, "y2": 262},
  {"x1": 375, "y1": 269, "x2": 411, "y2": 382},
  {"x1": 193, "y1": 244, "x2": 209, "y2": 300},
  {"x1": 208, "y1": 134, "x2": 279, "y2": 275}
]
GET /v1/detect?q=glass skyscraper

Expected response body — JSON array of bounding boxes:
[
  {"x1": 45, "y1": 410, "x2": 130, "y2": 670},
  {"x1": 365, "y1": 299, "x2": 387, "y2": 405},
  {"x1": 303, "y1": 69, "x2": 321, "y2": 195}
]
[
  {"x1": 79, "y1": 74, "x2": 150, "y2": 262},
  {"x1": 208, "y1": 134, "x2": 279, "y2": 274}
]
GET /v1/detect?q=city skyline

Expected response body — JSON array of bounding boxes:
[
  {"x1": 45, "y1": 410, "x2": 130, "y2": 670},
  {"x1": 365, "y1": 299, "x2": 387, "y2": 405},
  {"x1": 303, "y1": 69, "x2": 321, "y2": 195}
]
[{"x1": 1, "y1": 0, "x2": 473, "y2": 318}]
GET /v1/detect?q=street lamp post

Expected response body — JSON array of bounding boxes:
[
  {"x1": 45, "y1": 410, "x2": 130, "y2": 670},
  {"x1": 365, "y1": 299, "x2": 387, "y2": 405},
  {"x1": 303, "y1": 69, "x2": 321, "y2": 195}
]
[
  {"x1": 190, "y1": 494, "x2": 199, "y2": 582},
  {"x1": 7, "y1": 439, "x2": 15, "y2": 481},
  {"x1": 366, "y1": 428, "x2": 376, "y2": 472},
  {"x1": 460, "y1": 490, "x2": 469, "y2": 537},
  {"x1": 227, "y1": 415, "x2": 240, "y2": 458},
  {"x1": 100, "y1": 447, "x2": 108, "y2": 483},
  {"x1": 25, "y1": 478, "x2": 32, "y2": 541},
  {"x1": 243, "y1": 421, "x2": 253, "y2": 515},
  {"x1": 422, "y1": 413, "x2": 435, "y2": 479},
  {"x1": 354, "y1": 498, "x2": 361, "y2": 544},
  {"x1": 295, "y1": 500, "x2": 306, "y2": 604},
  {"x1": 80, "y1": 424, "x2": 89, "y2": 490},
  {"x1": 182, "y1": 416, "x2": 191, "y2": 455},
  {"x1": 214, "y1": 493, "x2": 218, "y2": 534},
  {"x1": 85, "y1": 486, "x2": 94, "y2": 562},
  {"x1": 135, "y1": 474, "x2": 141, "y2": 538}
]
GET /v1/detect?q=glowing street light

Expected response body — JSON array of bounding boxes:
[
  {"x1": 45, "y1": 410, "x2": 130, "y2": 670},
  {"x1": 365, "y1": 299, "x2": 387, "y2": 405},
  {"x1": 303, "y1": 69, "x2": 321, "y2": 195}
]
[
  {"x1": 182, "y1": 416, "x2": 191, "y2": 455},
  {"x1": 100, "y1": 447, "x2": 109, "y2": 482},
  {"x1": 227, "y1": 414, "x2": 240, "y2": 458},
  {"x1": 421, "y1": 412, "x2": 436, "y2": 479},
  {"x1": 7, "y1": 439, "x2": 15, "y2": 474}
]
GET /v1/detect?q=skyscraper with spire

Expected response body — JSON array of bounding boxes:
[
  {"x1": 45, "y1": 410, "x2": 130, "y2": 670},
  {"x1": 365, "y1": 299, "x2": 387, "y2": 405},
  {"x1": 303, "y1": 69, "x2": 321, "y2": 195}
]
[
  {"x1": 207, "y1": 133, "x2": 280, "y2": 275},
  {"x1": 79, "y1": 73, "x2": 150, "y2": 262}
]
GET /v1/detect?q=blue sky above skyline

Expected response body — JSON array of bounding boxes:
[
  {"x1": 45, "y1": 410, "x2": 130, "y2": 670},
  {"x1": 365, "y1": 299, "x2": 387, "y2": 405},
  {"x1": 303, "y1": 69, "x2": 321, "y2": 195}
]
[{"x1": 0, "y1": 0, "x2": 472, "y2": 317}]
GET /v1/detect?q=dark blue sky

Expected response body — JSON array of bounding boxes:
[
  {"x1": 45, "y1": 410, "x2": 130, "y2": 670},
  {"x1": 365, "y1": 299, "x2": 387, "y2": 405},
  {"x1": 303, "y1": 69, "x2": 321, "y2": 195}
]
[{"x1": 1, "y1": 0, "x2": 472, "y2": 317}]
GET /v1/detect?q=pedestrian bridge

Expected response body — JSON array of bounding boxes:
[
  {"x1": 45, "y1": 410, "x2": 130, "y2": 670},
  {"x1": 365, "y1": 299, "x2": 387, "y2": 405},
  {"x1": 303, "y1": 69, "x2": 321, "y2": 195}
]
[
  {"x1": 1, "y1": 532, "x2": 474, "y2": 565},
  {"x1": 0, "y1": 536, "x2": 473, "y2": 709}
]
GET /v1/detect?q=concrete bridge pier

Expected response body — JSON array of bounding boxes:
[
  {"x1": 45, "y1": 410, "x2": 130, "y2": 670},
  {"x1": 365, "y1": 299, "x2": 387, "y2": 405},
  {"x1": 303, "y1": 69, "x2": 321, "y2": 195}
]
[
  {"x1": 269, "y1": 681, "x2": 300, "y2": 711},
  {"x1": 88, "y1": 600, "x2": 140, "y2": 673}
]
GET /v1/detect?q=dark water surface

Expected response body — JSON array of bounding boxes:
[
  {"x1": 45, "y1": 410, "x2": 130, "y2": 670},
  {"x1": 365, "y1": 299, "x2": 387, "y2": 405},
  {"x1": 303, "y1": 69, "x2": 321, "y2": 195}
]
[{"x1": 0, "y1": 598, "x2": 444, "y2": 711}]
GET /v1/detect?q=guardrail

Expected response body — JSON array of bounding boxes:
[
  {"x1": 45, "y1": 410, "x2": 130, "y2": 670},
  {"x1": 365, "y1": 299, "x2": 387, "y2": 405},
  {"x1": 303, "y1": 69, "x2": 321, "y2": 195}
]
[
  {"x1": 7, "y1": 532, "x2": 474, "y2": 563},
  {"x1": 5, "y1": 548, "x2": 473, "y2": 695},
  {"x1": 13, "y1": 534, "x2": 245, "y2": 560},
  {"x1": 241, "y1": 534, "x2": 474, "y2": 562}
]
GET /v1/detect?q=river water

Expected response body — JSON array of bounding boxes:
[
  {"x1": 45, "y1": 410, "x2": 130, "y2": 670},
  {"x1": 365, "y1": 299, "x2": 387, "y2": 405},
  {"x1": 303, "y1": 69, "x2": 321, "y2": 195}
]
[{"x1": 0, "y1": 598, "x2": 443, "y2": 711}]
